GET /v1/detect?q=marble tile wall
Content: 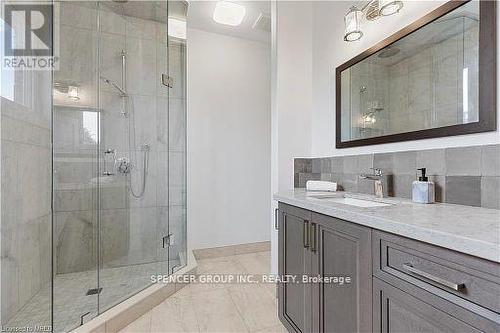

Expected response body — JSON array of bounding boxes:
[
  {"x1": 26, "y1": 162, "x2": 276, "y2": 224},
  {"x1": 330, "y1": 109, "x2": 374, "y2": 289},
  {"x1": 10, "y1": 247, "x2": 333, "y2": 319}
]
[
  {"x1": 388, "y1": 20, "x2": 479, "y2": 132},
  {"x1": 345, "y1": 17, "x2": 479, "y2": 140},
  {"x1": 1, "y1": 81, "x2": 52, "y2": 323},
  {"x1": 294, "y1": 144, "x2": 500, "y2": 209}
]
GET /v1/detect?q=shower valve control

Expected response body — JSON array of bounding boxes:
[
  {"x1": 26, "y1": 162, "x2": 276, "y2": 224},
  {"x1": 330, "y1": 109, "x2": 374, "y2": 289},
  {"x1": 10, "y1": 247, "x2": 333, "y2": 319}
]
[
  {"x1": 117, "y1": 158, "x2": 132, "y2": 174},
  {"x1": 161, "y1": 74, "x2": 173, "y2": 88}
]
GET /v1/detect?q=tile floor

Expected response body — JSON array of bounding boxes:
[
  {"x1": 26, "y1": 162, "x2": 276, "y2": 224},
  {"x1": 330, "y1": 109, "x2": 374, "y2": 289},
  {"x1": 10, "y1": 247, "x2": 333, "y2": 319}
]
[
  {"x1": 118, "y1": 251, "x2": 287, "y2": 333},
  {"x1": 6, "y1": 260, "x2": 180, "y2": 333}
]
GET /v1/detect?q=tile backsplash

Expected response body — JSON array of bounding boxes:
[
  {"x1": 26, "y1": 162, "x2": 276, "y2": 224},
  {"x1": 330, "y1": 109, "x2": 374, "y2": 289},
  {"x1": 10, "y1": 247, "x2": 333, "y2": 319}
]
[{"x1": 294, "y1": 144, "x2": 500, "y2": 209}]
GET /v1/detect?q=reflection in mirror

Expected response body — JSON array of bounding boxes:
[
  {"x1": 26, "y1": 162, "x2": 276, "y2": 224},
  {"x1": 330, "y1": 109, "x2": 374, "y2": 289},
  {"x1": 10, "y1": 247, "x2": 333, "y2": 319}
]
[{"x1": 340, "y1": 1, "x2": 480, "y2": 142}]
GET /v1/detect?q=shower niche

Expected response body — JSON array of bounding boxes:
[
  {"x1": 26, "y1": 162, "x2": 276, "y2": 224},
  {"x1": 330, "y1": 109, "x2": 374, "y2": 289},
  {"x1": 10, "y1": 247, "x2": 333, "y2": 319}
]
[{"x1": 336, "y1": 0, "x2": 496, "y2": 148}]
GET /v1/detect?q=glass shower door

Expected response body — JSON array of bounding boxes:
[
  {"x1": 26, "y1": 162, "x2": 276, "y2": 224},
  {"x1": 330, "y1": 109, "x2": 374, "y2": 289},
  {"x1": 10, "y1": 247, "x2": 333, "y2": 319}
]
[
  {"x1": 166, "y1": 0, "x2": 188, "y2": 273},
  {"x1": 52, "y1": 1, "x2": 100, "y2": 331},
  {"x1": 96, "y1": 0, "x2": 170, "y2": 313},
  {"x1": 51, "y1": 1, "x2": 187, "y2": 330}
]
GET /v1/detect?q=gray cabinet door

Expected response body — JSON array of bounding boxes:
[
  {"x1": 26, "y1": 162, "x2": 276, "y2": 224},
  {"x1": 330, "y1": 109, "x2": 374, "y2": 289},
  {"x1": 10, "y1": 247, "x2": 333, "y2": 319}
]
[
  {"x1": 278, "y1": 207, "x2": 311, "y2": 333},
  {"x1": 311, "y1": 213, "x2": 372, "y2": 333},
  {"x1": 373, "y1": 277, "x2": 490, "y2": 333}
]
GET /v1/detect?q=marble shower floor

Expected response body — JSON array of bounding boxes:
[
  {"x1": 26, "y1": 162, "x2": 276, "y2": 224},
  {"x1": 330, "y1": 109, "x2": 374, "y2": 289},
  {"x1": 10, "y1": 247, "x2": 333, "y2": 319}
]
[
  {"x1": 119, "y1": 251, "x2": 287, "y2": 333},
  {"x1": 6, "y1": 261, "x2": 180, "y2": 333}
]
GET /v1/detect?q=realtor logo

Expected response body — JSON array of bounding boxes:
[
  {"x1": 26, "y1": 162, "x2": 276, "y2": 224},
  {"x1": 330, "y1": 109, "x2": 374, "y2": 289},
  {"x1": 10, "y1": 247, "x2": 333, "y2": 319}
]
[{"x1": 2, "y1": 3, "x2": 58, "y2": 70}]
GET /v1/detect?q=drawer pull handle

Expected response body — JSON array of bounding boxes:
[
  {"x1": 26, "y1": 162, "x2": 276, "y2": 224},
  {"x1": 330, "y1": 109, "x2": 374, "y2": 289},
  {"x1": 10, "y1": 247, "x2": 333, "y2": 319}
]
[
  {"x1": 403, "y1": 264, "x2": 465, "y2": 292},
  {"x1": 309, "y1": 222, "x2": 317, "y2": 252},
  {"x1": 303, "y1": 220, "x2": 310, "y2": 248}
]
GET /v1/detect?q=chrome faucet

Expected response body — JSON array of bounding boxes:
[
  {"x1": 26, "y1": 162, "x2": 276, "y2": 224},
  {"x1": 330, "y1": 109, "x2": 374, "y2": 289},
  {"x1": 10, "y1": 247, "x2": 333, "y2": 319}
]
[{"x1": 359, "y1": 168, "x2": 384, "y2": 198}]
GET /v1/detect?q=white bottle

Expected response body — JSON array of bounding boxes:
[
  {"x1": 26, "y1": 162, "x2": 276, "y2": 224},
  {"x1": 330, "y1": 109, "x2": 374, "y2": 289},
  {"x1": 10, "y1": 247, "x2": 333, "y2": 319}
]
[{"x1": 412, "y1": 168, "x2": 435, "y2": 204}]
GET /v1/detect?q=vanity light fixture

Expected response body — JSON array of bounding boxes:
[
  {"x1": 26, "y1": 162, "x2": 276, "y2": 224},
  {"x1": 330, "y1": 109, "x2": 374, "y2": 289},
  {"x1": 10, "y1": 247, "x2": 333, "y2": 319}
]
[
  {"x1": 68, "y1": 85, "x2": 80, "y2": 101},
  {"x1": 213, "y1": 1, "x2": 246, "y2": 26},
  {"x1": 344, "y1": 0, "x2": 404, "y2": 42},
  {"x1": 54, "y1": 81, "x2": 81, "y2": 101},
  {"x1": 379, "y1": 0, "x2": 403, "y2": 16},
  {"x1": 344, "y1": 6, "x2": 364, "y2": 42}
]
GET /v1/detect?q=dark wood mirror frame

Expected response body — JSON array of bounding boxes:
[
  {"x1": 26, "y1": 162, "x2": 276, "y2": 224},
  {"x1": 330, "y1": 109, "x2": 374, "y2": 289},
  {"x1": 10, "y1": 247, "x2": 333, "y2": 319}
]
[{"x1": 335, "y1": 0, "x2": 496, "y2": 148}]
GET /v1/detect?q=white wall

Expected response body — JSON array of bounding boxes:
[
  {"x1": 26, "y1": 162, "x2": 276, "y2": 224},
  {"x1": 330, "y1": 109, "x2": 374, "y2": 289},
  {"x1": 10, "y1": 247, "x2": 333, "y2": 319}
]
[
  {"x1": 311, "y1": 0, "x2": 500, "y2": 157},
  {"x1": 187, "y1": 28, "x2": 271, "y2": 250},
  {"x1": 271, "y1": 1, "x2": 314, "y2": 274},
  {"x1": 276, "y1": 1, "x2": 314, "y2": 190}
]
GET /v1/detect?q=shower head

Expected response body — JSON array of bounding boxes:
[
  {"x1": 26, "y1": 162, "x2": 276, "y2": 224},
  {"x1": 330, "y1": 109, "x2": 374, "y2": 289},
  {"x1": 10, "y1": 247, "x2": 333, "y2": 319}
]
[
  {"x1": 378, "y1": 47, "x2": 400, "y2": 58},
  {"x1": 100, "y1": 76, "x2": 128, "y2": 97}
]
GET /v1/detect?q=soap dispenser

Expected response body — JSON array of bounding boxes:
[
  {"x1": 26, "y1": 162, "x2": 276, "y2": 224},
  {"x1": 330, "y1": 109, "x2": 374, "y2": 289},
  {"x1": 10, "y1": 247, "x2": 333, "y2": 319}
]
[{"x1": 412, "y1": 168, "x2": 435, "y2": 204}]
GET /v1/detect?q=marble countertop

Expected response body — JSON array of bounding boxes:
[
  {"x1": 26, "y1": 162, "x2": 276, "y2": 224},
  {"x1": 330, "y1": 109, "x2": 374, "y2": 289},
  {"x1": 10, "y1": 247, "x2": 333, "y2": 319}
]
[{"x1": 274, "y1": 189, "x2": 500, "y2": 263}]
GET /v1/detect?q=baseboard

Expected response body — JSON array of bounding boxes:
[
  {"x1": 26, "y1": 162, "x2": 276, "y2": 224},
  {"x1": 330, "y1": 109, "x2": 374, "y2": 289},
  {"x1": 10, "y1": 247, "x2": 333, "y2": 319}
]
[{"x1": 193, "y1": 241, "x2": 271, "y2": 260}]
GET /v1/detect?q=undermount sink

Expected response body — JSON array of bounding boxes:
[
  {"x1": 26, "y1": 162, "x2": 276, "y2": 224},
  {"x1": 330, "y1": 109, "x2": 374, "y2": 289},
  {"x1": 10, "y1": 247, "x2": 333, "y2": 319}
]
[
  {"x1": 323, "y1": 197, "x2": 391, "y2": 207},
  {"x1": 307, "y1": 193, "x2": 392, "y2": 207}
]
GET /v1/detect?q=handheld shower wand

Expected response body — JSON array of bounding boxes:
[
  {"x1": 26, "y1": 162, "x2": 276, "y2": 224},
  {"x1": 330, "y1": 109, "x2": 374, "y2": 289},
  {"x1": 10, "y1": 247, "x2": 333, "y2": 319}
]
[
  {"x1": 100, "y1": 50, "x2": 149, "y2": 199},
  {"x1": 100, "y1": 76, "x2": 127, "y2": 98}
]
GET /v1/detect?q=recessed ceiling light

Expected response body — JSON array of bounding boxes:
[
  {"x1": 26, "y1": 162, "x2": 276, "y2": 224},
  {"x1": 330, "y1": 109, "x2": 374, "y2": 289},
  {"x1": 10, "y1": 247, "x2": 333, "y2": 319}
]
[
  {"x1": 168, "y1": 17, "x2": 186, "y2": 40},
  {"x1": 213, "y1": 1, "x2": 246, "y2": 26}
]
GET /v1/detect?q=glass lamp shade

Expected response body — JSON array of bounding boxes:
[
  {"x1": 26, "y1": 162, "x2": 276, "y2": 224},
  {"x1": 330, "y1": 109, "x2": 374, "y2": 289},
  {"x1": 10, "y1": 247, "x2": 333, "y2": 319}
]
[
  {"x1": 379, "y1": 0, "x2": 403, "y2": 16},
  {"x1": 344, "y1": 6, "x2": 363, "y2": 42},
  {"x1": 68, "y1": 86, "x2": 80, "y2": 101}
]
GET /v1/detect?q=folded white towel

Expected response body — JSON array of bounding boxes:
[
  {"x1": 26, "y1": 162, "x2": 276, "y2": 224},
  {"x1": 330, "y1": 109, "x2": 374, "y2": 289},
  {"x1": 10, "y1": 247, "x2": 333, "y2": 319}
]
[{"x1": 306, "y1": 180, "x2": 337, "y2": 192}]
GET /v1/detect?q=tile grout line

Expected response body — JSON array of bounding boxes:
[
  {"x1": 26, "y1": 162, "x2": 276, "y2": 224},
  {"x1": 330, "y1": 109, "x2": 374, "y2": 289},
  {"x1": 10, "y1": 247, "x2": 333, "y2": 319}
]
[
  {"x1": 190, "y1": 287, "x2": 203, "y2": 333},
  {"x1": 188, "y1": 284, "x2": 212, "y2": 333},
  {"x1": 226, "y1": 285, "x2": 252, "y2": 333},
  {"x1": 230, "y1": 253, "x2": 276, "y2": 332}
]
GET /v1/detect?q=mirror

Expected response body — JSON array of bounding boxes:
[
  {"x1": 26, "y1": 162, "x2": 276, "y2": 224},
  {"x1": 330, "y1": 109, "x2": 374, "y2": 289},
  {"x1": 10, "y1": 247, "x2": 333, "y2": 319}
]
[{"x1": 336, "y1": 0, "x2": 496, "y2": 148}]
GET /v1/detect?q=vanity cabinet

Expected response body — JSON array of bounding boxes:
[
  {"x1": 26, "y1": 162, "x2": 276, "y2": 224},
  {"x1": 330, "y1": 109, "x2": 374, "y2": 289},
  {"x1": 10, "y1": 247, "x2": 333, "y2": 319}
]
[
  {"x1": 277, "y1": 204, "x2": 312, "y2": 333},
  {"x1": 277, "y1": 203, "x2": 372, "y2": 333},
  {"x1": 277, "y1": 202, "x2": 500, "y2": 333},
  {"x1": 311, "y1": 213, "x2": 372, "y2": 333}
]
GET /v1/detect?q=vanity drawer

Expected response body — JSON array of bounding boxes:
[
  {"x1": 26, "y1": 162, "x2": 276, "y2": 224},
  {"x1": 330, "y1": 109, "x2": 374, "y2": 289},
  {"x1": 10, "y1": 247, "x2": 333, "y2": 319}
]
[{"x1": 373, "y1": 230, "x2": 500, "y2": 314}]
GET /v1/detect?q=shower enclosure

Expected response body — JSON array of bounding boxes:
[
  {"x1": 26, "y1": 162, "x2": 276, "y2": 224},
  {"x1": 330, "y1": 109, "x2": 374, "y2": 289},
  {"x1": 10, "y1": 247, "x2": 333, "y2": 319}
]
[{"x1": 1, "y1": 1, "x2": 187, "y2": 331}]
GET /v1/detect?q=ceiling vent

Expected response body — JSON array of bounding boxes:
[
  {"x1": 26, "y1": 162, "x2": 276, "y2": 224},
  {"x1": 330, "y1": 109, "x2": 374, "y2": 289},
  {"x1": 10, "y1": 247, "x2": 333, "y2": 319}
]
[{"x1": 252, "y1": 13, "x2": 271, "y2": 32}]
